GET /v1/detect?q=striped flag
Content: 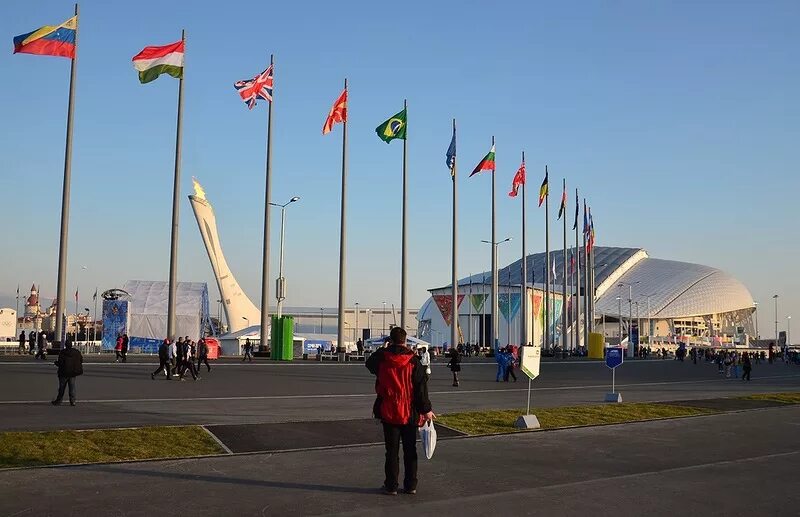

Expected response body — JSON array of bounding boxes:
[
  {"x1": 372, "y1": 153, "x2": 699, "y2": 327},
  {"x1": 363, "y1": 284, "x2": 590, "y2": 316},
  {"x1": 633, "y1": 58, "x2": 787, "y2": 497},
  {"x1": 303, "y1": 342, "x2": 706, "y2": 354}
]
[
  {"x1": 322, "y1": 88, "x2": 347, "y2": 135},
  {"x1": 234, "y1": 65, "x2": 273, "y2": 109},
  {"x1": 13, "y1": 16, "x2": 76, "y2": 59},
  {"x1": 132, "y1": 40, "x2": 184, "y2": 84},
  {"x1": 538, "y1": 168, "x2": 548, "y2": 207},
  {"x1": 557, "y1": 181, "x2": 567, "y2": 219}
]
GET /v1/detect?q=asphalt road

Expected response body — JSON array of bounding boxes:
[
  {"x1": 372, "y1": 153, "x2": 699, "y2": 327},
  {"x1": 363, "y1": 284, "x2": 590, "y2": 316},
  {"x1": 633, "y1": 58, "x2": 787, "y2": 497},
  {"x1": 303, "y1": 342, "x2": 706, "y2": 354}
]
[
  {"x1": 1, "y1": 405, "x2": 798, "y2": 516},
  {"x1": 1, "y1": 356, "x2": 798, "y2": 431}
]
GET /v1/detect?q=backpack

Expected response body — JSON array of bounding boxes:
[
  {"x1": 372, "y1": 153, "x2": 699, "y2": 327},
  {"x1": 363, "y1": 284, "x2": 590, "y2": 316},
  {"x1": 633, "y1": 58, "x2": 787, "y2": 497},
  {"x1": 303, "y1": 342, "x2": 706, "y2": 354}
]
[{"x1": 375, "y1": 350, "x2": 415, "y2": 425}]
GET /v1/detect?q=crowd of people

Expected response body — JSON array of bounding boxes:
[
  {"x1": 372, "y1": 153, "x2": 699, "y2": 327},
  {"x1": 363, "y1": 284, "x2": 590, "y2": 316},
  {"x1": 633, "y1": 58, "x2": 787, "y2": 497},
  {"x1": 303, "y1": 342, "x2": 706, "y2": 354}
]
[
  {"x1": 17, "y1": 329, "x2": 48, "y2": 359},
  {"x1": 151, "y1": 336, "x2": 211, "y2": 381}
]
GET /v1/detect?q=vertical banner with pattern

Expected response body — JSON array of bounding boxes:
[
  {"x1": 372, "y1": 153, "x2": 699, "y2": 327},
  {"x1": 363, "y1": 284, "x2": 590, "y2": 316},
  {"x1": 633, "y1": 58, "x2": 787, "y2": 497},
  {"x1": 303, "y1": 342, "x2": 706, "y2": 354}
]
[
  {"x1": 433, "y1": 294, "x2": 466, "y2": 326},
  {"x1": 499, "y1": 293, "x2": 522, "y2": 321},
  {"x1": 470, "y1": 294, "x2": 487, "y2": 312}
]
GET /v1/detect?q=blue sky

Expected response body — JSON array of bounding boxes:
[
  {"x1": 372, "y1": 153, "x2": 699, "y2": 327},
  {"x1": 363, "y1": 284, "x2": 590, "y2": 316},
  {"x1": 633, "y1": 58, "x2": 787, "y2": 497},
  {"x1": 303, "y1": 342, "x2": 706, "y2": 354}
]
[{"x1": 1, "y1": 0, "x2": 797, "y2": 336}]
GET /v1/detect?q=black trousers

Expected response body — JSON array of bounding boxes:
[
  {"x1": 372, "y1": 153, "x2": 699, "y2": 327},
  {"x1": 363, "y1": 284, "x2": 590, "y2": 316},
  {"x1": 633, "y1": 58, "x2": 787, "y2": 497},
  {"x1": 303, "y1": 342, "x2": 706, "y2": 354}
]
[
  {"x1": 505, "y1": 365, "x2": 517, "y2": 381},
  {"x1": 742, "y1": 368, "x2": 751, "y2": 381},
  {"x1": 180, "y1": 360, "x2": 198, "y2": 380},
  {"x1": 152, "y1": 360, "x2": 170, "y2": 378},
  {"x1": 197, "y1": 356, "x2": 211, "y2": 372},
  {"x1": 55, "y1": 376, "x2": 76, "y2": 403},
  {"x1": 382, "y1": 422, "x2": 418, "y2": 491}
]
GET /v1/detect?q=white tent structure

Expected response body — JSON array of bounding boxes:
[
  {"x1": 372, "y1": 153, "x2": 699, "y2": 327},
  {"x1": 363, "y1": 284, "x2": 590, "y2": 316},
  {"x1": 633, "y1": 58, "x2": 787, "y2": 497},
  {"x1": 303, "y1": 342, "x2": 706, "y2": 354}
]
[{"x1": 121, "y1": 280, "x2": 210, "y2": 352}]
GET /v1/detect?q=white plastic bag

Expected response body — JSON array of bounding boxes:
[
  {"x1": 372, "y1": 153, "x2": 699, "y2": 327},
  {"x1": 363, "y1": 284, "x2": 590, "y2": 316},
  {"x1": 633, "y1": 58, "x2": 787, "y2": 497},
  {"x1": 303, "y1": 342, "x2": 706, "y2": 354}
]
[{"x1": 419, "y1": 420, "x2": 437, "y2": 459}]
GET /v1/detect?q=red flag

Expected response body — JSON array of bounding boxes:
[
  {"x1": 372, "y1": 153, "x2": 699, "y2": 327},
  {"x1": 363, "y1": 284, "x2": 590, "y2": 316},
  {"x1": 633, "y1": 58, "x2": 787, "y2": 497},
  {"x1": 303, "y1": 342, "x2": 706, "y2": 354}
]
[
  {"x1": 557, "y1": 182, "x2": 567, "y2": 220},
  {"x1": 508, "y1": 160, "x2": 526, "y2": 197},
  {"x1": 322, "y1": 88, "x2": 347, "y2": 135}
]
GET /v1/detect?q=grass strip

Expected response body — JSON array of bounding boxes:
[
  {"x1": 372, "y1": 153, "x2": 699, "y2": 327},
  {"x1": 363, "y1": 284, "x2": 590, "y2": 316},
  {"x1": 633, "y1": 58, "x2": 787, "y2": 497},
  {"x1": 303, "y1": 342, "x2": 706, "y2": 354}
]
[
  {"x1": 437, "y1": 403, "x2": 717, "y2": 436},
  {"x1": 0, "y1": 425, "x2": 224, "y2": 469},
  {"x1": 736, "y1": 392, "x2": 800, "y2": 404}
]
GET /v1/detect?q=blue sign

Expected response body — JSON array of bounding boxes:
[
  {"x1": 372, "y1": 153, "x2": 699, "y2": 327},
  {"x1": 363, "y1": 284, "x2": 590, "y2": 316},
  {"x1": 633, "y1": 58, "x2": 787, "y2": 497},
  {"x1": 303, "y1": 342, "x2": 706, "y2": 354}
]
[{"x1": 605, "y1": 347, "x2": 624, "y2": 369}]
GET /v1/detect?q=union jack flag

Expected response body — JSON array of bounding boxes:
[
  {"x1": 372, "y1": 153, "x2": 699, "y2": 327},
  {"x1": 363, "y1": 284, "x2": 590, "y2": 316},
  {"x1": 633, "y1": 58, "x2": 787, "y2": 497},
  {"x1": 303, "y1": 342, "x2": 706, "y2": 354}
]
[{"x1": 234, "y1": 65, "x2": 273, "y2": 110}]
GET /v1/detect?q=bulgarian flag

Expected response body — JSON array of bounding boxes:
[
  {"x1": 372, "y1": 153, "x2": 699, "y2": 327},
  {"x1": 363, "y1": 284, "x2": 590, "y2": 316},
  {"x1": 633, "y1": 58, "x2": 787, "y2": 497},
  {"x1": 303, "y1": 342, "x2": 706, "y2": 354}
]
[
  {"x1": 132, "y1": 40, "x2": 184, "y2": 84},
  {"x1": 470, "y1": 145, "x2": 495, "y2": 177}
]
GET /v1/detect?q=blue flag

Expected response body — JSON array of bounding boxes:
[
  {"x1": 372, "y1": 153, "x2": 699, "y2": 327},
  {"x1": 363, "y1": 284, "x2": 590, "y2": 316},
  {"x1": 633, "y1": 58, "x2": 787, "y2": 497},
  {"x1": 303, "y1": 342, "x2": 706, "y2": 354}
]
[{"x1": 446, "y1": 126, "x2": 456, "y2": 175}]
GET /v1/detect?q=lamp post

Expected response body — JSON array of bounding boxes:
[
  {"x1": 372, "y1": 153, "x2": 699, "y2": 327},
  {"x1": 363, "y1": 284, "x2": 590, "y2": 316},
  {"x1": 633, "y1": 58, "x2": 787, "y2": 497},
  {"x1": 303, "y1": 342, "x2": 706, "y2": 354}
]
[
  {"x1": 617, "y1": 281, "x2": 640, "y2": 341},
  {"x1": 616, "y1": 296, "x2": 622, "y2": 341},
  {"x1": 382, "y1": 301, "x2": 387, "y2": 336},
  {"x1": 482, "y1": 237, "x2": 512, "y2": 351},
  {"x1": 753, "y1": 301, "x2": 759, "y2": 339},
  {"x1": 773, "y1": 294, "x2": 779, "y2": 343},
  {"x1": 319, "y1": 308, "x2": 324, "y2": 334},
  {"x1": 788, "y1": 316, "x2": 792, "y2": 347},
  {"x1": 366, "y1": 308, "x2": 372, "y2": 337},
  {"x1": 269, "y1": 196, "x2": 300, "y2": 318},
  {"x1": 355, "y1": 302, "x2": 359, "y2": 341}
]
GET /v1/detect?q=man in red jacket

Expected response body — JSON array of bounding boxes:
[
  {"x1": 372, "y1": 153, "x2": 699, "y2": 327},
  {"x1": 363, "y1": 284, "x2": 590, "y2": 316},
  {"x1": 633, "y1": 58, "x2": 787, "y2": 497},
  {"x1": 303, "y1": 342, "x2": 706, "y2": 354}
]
[{"x1": 366, "y1": 327, "x2": 435, "y2": 495}]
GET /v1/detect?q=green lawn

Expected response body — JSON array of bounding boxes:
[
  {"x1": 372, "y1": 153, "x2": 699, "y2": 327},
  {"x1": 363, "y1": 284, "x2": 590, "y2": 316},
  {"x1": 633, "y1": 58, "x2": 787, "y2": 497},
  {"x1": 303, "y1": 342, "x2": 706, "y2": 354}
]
[
  {"x1": 437, "y1": 403, "x2": 717, "y2": 435},
  {"x1": 0, "y1": 426, "x2": 224, "y2": 469},
  {"x1": 737, "y1": 392, "x2": 800, "y2": 404}
]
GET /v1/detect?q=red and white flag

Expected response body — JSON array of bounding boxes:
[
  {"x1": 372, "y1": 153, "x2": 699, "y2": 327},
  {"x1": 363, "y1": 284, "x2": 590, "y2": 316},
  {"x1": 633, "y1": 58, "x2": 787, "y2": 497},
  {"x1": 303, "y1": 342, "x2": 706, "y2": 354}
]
[
  {"x1": 234, "y1": 65, "x2": 273, "y2": 109},
  {"x1": 322, "y1": 88, "x2": 347, "y2": 135},
  {"x1": 508, "y1": 160, "x2": 526, "y2": 197}
]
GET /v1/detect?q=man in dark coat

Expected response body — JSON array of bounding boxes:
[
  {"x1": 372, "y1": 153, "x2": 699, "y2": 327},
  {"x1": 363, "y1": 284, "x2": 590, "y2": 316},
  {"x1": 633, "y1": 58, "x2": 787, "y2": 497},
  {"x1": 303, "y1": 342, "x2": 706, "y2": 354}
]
[
  {"x1": 52, "y1": 340, "x2": 83, "y2": 406},
  {"x1": 151, "y1": 339, "x2": 171, "y2": 380},
  {"x1": 366, "y1": 327, "x2": 434, "y2": 495},
  {"x1": 28, "y1": 331, "x2": 36, "y2": 354},
  {"x1": 197, "y1": 338, "x2": 211, "y2": 373},
  {"x1": 18, "y1": 330, "x2": 26, "y2": 355},
  {"x1": 35, "y1": 331, "x2": 47, "y2": 360}
]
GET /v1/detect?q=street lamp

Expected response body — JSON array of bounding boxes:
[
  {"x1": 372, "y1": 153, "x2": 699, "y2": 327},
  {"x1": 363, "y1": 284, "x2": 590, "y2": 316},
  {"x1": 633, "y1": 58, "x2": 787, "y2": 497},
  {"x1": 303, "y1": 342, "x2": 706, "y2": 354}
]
[
  {"x1": 618, "y1": 281, "x2": 640, "y2": 342},
  {"x1": 753, "y1": 301, "x2": 759, "y2": 339},
  {"x1": 482, "y1": 237, "x2": 512, "y2": 350},
  {"x1": 366, "y1": 308, "x2": 372, "y2": 337},
  {"x1": 319, "y1": 308, "x2": 324, "y2": 334},
  {"x1": 269, "y1": 196, "x2": 301, "y2": 318},
  {"x1": 773, "y1": 294, "x2": 779, "y2": 343},
  {"x1": 355, "y1": 302, "x2": 359, "y2": 341},
  {"x1": 242, "y1": 316, "x2": 250, "y2": 327},
  {"x1": 616, "y1": 296, "x2": 622, "y2": 341},
  {"x1": 788, "y1": 316, "x2": 792, "y2": 347},
  {"x1": 382, "y1": 301, "x2": 387, "y2": 336}
]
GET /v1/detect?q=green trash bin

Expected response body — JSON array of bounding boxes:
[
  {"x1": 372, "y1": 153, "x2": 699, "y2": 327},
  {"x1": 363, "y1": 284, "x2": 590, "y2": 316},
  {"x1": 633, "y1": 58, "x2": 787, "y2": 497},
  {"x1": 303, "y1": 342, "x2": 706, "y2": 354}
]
[{"x1": 270, "y1": 315, "x2": 294, "y2": 361}]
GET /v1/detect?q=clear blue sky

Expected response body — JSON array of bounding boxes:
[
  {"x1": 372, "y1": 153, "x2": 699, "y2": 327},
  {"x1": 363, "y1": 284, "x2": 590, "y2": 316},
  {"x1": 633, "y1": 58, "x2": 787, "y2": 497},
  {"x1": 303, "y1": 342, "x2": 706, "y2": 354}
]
[{"x1": 1, "y1": 0, "x2": 797, "y2": 336}]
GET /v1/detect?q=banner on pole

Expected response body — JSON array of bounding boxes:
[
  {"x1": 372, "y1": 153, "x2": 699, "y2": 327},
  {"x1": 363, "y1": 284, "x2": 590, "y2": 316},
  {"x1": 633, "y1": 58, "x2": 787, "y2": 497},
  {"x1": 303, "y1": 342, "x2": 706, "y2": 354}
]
[
  {"x1": 470, "y1": 293, "x2": 487, "y2": 312},
  {"x1": 499, "y1": 293, "x2": 521, "y2": 321},
  {"x1": 432, "y1": 294, "x2": 465, "y2": 326}
]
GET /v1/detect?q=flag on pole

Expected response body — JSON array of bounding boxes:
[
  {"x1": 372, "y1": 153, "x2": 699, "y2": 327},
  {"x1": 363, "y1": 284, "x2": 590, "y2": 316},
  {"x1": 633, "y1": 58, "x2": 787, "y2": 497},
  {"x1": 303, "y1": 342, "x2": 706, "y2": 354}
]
[
  {"x1": 132, "y1": 40, "x2": 184, "y2": 84},
  {"x1": 322, "y1": 88, "x2": 347, "y2": 135},
  {"x1": 375, "y1": 108, "x2": 407, "y2": 143},
  {"x1": 74, "y1": 288, "x2": 78, "y2": 302},
  {"x1": 446, "y1": 126, "x2": 456, "y2": 176},
  {"x1": 16, "y1": 285, "x2": 19, "y2": 296},
  {"x1": 552, "y1": 259, "x2": 557, "y2": 281},
  {"x1": 572, "y1": 188, "x2": 579, "y2": 230},
  {"x1": 588, "y1": 208, "x2": 596, "y2": 252},
  {"x1": 508, "y1": 160, "x2": 526, "y2": 197},
  {"x1": 13, "y1": 16, "x2": 77, "y2": 59},
  {"x1": 234, "y1": 65, "x2": 273, "y2": 109},
  {"x1": 570, "y1": 250, "x2": 576, "y2": 274},
  {"x1": 92, "y1": 288, "x2": 98, "y2": 301},
  {"x1": 583, "y1": 199, "x2": 589, "y2": 237},
  {"x1": 469, "y1": 145, "x2": 495, "y2": 177},
  {"x1": 557, "y1": 181, "x2": 567, "y2": 219},
  {"x1": 538, "y1": 169, "x2": 549, "y2": 207}
]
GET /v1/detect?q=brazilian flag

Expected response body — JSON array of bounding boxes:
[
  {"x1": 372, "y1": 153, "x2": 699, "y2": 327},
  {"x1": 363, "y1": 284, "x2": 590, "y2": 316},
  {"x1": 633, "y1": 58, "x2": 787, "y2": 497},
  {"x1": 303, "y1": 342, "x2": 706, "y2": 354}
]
[{"x1": 375, "y1": 108, "x2": 407, "y2": 143}]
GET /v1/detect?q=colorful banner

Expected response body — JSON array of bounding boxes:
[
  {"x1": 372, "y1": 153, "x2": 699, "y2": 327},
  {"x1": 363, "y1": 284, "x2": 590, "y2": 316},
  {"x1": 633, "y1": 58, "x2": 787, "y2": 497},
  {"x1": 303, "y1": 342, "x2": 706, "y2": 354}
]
[
  {"x1": 499, "y1": 293, "x2": 521, "y2": 321},
  {"x1": 432, "y1": 294, "x2": 465, "y2": 326},
  {"x1": 470, "y1": 293, "x2": 487, "y2": 312}
]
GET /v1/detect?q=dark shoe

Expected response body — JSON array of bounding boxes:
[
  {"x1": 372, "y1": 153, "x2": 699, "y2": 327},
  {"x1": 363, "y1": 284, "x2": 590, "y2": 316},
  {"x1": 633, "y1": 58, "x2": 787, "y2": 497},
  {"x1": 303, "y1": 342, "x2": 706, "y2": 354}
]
[
  {"x1": 381, "y1": 485, "x2": 398, "y2": 496},
  {"x1": 51, "y1": 400, "x2": 61, "y2": 406},
  {"x1": 151, "y1": 373, "x2": 155, "y2": 380},
  {"x1": 70, "y1": 401, "x2": 76, "y2": 406}
]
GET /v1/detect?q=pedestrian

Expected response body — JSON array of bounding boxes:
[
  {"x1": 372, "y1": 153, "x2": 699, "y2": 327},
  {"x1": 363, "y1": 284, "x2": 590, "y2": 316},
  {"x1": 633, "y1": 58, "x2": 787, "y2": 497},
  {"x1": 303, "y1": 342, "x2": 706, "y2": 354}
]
[
  {"x1": 724, "y1": 352, "x2": 733, "y2": 378},
  {"x1": 243, "y1": 338, "x2": 253, "y2": 362},
  {"x1": 197, "y1": 338, "x2": 211, "y2": 373},
  {"x1": 18, "y1": 330, "x2": 26, "y2": 355},
  {"x1": 447, "y1": 346, "x2": 461, "y2": 387},
  {"x1": 495, "y1": 346, "x2": 507, "y2": 382},
  {"x1": 151, "y1": 339, "x2": 171, "y2": 380},
  {"x1": 742, "y1": 351, "x2": 752, "y2": 382},
  {"x1": 173, "y1": 337, "x2": 185, "y2": 375},
  {"x1": 179, "y1": 339, "x2": 199, "y2": 381},
  {"x1": 51, "y1": 338, "x2": 83, "y2": 406},
  {"x1": 504, "y1": 348, "x2": 517, "y2": 382},
  {"x1": 169, "y1": 338, "x2": 178, "y2": 376},
  {"x1": 28, "y1": 330, "x2": 36, "y2": 354},
  {"x1": 768, "y1": 343, "x2": 775, "y2": 364},
  {"x1": 115, "y1": 334, "x2": 123, "y2": 362},
  {"x1": 418, "y1": 346, "x2": 431, "y2": 382},
  {"x1": 121, "y1": 334, "x2": 129, "y2": 362},
  {"x1": 731, "y1": 351, "x2": 739, "y2": 379},
  {"x1": 365, "y1": 327, "x2": 434, "y2": 496},
  {"x1": 35, "y1": 331, "x2": 47, "y2": 360},
  {"x1": 357, "y1": 339, "x2": 364, "y2": 355}
]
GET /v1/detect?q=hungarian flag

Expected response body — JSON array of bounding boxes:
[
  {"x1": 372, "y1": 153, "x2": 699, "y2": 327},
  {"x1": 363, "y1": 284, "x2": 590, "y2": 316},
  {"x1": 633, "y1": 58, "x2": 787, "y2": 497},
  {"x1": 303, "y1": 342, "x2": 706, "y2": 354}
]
[
  {"x1": 470, "y1": 145, "x2": 495, "y2": 177},
  {"x1": 13, "y1": 16, "x2": 77, "y2": 59},
  {"x1": 508, "y1": 160, "x2": 525, "y2": 197},
  {"x1": 557, "y1": 181, "x2": 567, "y2": 220},
  {"x1": 322, "y1": 88, "x2": 347, "y2": 135},
  {"x1": 538, "y1": 167, "x2": 549, "y2": 207},
  {"x1": 132, "y1": 40, "x2": 184, "y2": 84},
  {"x1": 375, "y1": 108, "x2": 407, "y2": 143}
]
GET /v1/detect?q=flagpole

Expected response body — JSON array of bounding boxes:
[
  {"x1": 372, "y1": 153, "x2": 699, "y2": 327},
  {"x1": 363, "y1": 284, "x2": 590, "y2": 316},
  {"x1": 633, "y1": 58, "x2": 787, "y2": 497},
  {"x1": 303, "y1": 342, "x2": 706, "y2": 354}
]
[
  {"x1": 521, "y1": 151, "x2": 527, "y2": 346},
  {"x1": 259, "y1": 53, "x2": 275, "y2": 351},
  {"x1": 93, "y1": 287, "x2": 98, "y2": 343},
  {"x1": 561, "y1": 178, "x2": 567, "y2": 355},
  {"x1": 583, "y1": 199, "x2": 589, "y2": 350},
  {"x1": 450, "y1": 118, "x2": 457, "y2": 352},
  {"x1": 165, "y1": 28, "x2": 186, "y2": 341},
  {"x1": 574, "y1": 188, "x2": 580, "y2": 353},
  {"x1": 544, "y1": 166, "x2": 550, "y2": 352},
  {"x1": 53, "y1": 3, "x2": 79, "y2": 349},
  {"x1": 468, "y1": 273, "x2": 472, "y2": 345},
  {"x1": 491, "y1": 136, "x2": 498, "y2": 352},
  {"x1": 336, "y1": 78, "x2": 349, "y2": 354}
]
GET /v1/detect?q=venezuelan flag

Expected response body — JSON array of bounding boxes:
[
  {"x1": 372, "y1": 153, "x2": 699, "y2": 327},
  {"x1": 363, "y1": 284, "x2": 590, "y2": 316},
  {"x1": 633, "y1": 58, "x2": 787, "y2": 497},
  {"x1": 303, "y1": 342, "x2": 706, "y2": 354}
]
[{"x1": 13, "y1": 16, "x2": 76, "y2": 59}]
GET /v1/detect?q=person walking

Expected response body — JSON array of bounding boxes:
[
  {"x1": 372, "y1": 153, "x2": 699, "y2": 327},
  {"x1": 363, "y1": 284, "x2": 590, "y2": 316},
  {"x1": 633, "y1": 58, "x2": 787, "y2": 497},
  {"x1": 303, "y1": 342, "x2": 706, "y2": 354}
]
[
  {"x1": 495, "y1": 346, "x2": 507, "y2": 382},
  {"x1": 121, "y1": 334, "x2": 129, "y2": 362},
  {"x1": 418, "y1": 346, "x2": 431, "y2": 382},
  {"x1": 197, "y1": 338, "x2": 211, "y2": 373},
  {"x1": 243, "y1": 338, "x2": 254, "y2": 362},
  {"x1": 366, "y1": 327, "x2": 434, "y2": 496},
  {"x1": 169, "y1": 338, "x2": 178, "y2": 376},
  {"x1": 114, "y1": 334, "x2": 123, "y2": 362},
  {"x1": 179, "y1": 339, "x2": 199, "y2": 381},
  {"x1": 51, "y1": 339, "x2": 83, "y2": 406},
  {"x1": 173, "y1": 337, "x2": 185, "y2": 376},
  {"x1": 731, "y1": 351, "x2": 740, "y2": 379},
  {"x1": 28, "y1": 330, "x2": 36, "y2": 355},
  {"x1": 504, "y1": 348, "x2": 517, "y2": 382},
  {"x1": 35, "y1": 331, "x2": 47, "y2": 360},
  {"x1": 18, "y1": 330, "x2": 26, "y2": 355},
  {"x1": 151, "y1": 339, "x2": 171, "y2": 380},
  {"x1": 742, "y1": 351, "x2": 752, "y2": 382},
  {"x1": 447, "y1": 346, "x2": 461, "y2": 387}
]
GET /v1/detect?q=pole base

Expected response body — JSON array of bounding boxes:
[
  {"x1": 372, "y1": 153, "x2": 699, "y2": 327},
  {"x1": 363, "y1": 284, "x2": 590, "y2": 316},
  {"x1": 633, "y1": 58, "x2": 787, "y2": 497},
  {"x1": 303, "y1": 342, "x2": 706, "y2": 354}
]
[
  {"x1": 513, "y1": 415, "x2": 541, "y2": 429},
  {"x1": 604, "y1": 392, "x2": 622, "y2": 403}
]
